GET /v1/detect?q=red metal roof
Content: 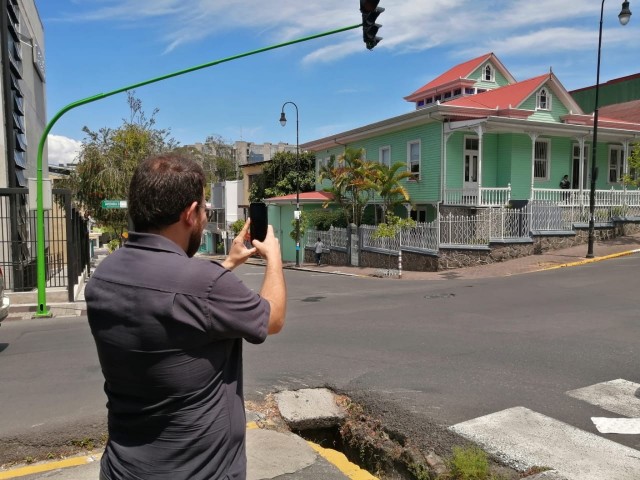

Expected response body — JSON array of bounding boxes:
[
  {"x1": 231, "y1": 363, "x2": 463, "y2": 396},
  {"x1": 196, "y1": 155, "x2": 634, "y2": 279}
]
[
  {"x1": 265, "y1": 191, "x2": 334, "y2": 203},
  {"x1": 599, "y1": 100, "x2": 640, "y2": 124},
  {"x1": 405, "y1": 53, "x2": 493, "y2": 99},
  {"x1": 446, "y1": 74, "x2": 550, "y2": 109}
]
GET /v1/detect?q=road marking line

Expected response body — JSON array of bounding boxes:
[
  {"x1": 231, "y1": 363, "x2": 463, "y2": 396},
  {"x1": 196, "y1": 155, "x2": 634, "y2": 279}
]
[
  {"x1": 0, "y1": 453, "x2": 102, "y2": 479},
  {"x1": 450, "y1": 406, "x2": 640, "y2": 479},
  {"x1": 536, "y1": 248, "x2": 640, "y2": 272},
  {"x1": 307, "y1": 441, "x2": 378, "y2": 480},
  {"x1": 591, "y1": 417, "x2": 640, "y2": 434},
  {"x1": 566, "y1": 379, "x2": 640, "y2": 418}
]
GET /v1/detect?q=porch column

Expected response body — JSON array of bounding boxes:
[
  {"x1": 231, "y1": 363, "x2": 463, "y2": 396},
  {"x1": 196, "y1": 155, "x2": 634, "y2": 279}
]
[
  {"x1": 578, "y1": 136, "x2": 586, "y2": 206},
  {"x1": 473, "y1": 125, "x2": 484, "y2": 203},
  {"x1": 622, "y1": 140, "x2": 629, "y2": 196},
  {"x1": 442, "y1": 132, "x2": 452, "y2": 203},
  {"x1": 528, "y1": 132, "x2": 539, "y2": 200}
]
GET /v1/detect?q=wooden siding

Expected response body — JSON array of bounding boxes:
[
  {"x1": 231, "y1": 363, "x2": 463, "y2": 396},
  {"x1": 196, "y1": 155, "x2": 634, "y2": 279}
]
[
  {"x1": 482, "y1": 133, "x2": 498, "y2": 186},
  {"x1": 549, "y1": 137, "x2": 572, "y2": 188},
  {"x1": 496, "y1": 134, "x2": 513, "y2": 186},
  {"x1": 520, "y1": 83, "x2": 570, "y2": 122},
  {"x1": 469, "y1": 62, "x2": 511, "y2": 88},
  {"x1": 314, "y1": 145, "x2": 344, "y2": 191},
  {"x1": 505, "y1": 134, "x2": 533, "y2": 200},
  {"x1": 445, "y1": 132, "x2": 465, "y2": 190},
  {"x1": 312, "y1": 123, "x2": 442, "y2": 203}
]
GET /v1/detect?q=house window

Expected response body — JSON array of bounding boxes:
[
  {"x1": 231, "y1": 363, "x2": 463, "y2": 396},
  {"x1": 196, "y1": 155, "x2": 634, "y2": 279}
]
[
  {"x1": 407, "y1": 140, "x2": 421, "y2": 180},
  {"x1": 425, "y1": 97, "x2": 433, "y2": 104},
  {"x1": 444, "y1": 91, "x2": 452, "y2": 99},
  {"x1": 434, "y1": 94, "x2": 442, "y2": 102},
  {"x1": 609, "y1": 145, "x2": 625, "y2": 183},
  {"x1": 410, "y1": 206, "x2": 427, "y2": 223},
  {"x1": 465, "y1": 87, "x2": 475, "y2": 95},
  {"x1": 417, "y1": 100, "x2": 424, "y2": 107},
  {"x1": 464, "y1": 136, "x2": 479, "y2": 183},
  {"x1": 317, "y1": 156, "x2": 330, "y2": 177},
  {"x1": 534, "y1": 139, "x2": 550, "y2": 180},
  {"x1": 380, "y1": 146, "x2": 391, "y2": 167},
  {"x1": 536, "y1": 88, "x2": 551, "y2": 110},
  {"x1": 453, "y1": 88, "x2": 462, "y2": 97},
  {"x1": 484, "y1": 64, "x2": 494, "y2": 82},
  {"x1": 571, "y1": 143, "x2": 589, "y2": 189}
]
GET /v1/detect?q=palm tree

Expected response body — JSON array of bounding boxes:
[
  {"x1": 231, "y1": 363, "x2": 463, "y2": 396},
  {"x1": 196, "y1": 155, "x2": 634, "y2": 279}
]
[
  {"x1": 319, "y1": 148, "x2": 378, "y2": 225},
  {"x1": 372, "y1": 161, "x2": 413, "y2": 222}
]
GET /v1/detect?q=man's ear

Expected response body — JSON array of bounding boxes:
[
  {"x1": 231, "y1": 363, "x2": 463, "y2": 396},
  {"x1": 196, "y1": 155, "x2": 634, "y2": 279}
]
[{"x1": 183, "y1": 201, "x2": 200, "y2": 226}]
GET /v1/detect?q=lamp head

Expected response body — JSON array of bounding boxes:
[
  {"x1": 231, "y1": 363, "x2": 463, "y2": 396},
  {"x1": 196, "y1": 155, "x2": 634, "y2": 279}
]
[
  {"x1": 619, "y1": 0, "x2": 632, "y2": 25},
  {"x1": 279, "y1": 111, "x2": 287, "y2": 127}
]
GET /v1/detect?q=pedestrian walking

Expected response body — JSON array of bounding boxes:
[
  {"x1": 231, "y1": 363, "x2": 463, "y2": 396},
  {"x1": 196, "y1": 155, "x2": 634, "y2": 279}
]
[
  {"x1": 85, "y1": 153, "x2": 286, "y2": 480},
  {"x1": 314, "y1": 236, "x2": 324, "y2": 266}
]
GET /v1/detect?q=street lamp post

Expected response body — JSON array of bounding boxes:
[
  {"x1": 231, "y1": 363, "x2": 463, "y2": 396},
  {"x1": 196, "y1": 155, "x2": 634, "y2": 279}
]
[
  {"x1": 587, "y1": 0, "x2": 631, "y2": 258},
  {"x1": 280, "y1": 102, "x2": 300, "y2": 267}
]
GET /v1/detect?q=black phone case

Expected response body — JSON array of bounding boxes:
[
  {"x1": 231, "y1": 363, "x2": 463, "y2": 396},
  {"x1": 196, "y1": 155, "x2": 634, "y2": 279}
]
[{"x1": 249, "y1": 203, "x2": 268, "y2": 242}]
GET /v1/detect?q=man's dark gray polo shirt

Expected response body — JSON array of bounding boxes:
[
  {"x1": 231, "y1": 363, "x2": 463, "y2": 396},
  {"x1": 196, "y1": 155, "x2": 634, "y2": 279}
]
[{"x1": 86, "y1": 232, "x2": 270, "y2": 480}]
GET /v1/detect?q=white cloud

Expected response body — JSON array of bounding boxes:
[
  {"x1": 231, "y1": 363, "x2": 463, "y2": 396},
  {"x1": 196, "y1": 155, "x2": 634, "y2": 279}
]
[
  {"x1": 47, "y1": 134, "x2": 82, "y2": 166},
  {"x1": 50, "y1": 0, "x2": 640, "y2": 63}
]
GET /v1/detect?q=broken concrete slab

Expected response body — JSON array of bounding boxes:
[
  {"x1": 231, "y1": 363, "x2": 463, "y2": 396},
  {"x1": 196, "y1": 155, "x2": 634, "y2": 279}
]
[{"x1": 275, "y1": 388, "x2": 346, "y2": 430}]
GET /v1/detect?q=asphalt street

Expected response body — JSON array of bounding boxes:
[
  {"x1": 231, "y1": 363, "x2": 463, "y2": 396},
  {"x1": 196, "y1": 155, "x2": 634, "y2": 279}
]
[{"x1": 1, "y1": 254, "x2": 639, "y2": 463}]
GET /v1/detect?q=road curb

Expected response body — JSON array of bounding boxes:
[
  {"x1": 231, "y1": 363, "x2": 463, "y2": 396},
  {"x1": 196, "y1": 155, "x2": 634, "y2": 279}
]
[{"x1": 535, "y1": 248, "x2": 640, "y2": 272}]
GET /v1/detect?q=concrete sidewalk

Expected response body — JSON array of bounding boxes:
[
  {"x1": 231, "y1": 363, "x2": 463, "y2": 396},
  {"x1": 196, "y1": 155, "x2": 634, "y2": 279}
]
[{"x1": 0, "y1": 412, "x2": 368, "y2": 480}]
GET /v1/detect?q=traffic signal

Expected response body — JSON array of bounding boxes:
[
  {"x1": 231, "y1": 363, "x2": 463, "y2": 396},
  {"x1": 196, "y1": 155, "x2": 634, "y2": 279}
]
[{"x1": 360, "y1": 0, "x2": 384, "y2": 50}]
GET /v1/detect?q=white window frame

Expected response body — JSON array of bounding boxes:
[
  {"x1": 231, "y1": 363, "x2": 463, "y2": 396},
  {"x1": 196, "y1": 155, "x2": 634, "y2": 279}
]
[
  {"x1": 410, "y1": 205, "x2": 427, "y2": 223},
  {"x1": 534, "y1": 139, "x2": 550, "y2": 180},
  {"x1": 536, "y1": 88, "x2": 552, "y2": 111},
  {"x1": 483, "y1": 64, "x2": 494, "y2": 82},
  {"x1": 407, "y1": 140, "x2": 421, "y2": 180},
  {"x1": 464, "y1": 136, "x2": 479, "y2": 183},
  {"x1": 608, "y1": 145, "x2": 625, "y2": 184},
  {"x1": 317, "y1": 156, "x2": 330, "y2": 178},
  {"x1": 379, "y1": 146, "x2": 391, "y2": 167}
]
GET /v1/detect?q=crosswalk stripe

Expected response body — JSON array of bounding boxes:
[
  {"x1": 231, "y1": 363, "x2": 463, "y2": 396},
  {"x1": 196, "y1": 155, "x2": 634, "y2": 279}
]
[
  {"x1": 450, "y1": 406, "x2": 640, "y2": 480},
  {"x1": 566, "y1": 379, "x2": 640, "y2": 418}
]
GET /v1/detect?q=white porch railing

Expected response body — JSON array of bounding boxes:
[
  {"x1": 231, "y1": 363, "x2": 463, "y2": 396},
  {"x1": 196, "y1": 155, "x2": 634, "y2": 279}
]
[
  {"x1": 444, "y1": 185, "x2": 511, "y2": 207},
  {"x1": 532, "y1": 188, "x2": 640, "y2": 207}
]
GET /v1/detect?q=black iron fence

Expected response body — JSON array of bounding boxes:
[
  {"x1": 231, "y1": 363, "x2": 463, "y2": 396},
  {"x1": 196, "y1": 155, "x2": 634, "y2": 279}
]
[{"x1": 0, "y1": 188, "x2": 90, "y2": 301}]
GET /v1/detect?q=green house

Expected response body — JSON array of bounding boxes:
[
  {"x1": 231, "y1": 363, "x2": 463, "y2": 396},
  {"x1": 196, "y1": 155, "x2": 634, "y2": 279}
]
[{"x1": 302, "y1": 53, "x2": 640, "y2": 222}]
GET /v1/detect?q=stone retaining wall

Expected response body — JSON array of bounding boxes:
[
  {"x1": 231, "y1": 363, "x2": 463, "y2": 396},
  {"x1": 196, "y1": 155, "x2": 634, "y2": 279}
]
[{"x1": 307, "y1": 220, "x2": 640, "y2": 272}]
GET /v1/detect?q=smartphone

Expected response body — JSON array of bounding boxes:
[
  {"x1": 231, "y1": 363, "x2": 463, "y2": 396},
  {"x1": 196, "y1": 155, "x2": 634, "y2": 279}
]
[{"x1": 249, "y1": 202, "x2": 268, "y2": 242}]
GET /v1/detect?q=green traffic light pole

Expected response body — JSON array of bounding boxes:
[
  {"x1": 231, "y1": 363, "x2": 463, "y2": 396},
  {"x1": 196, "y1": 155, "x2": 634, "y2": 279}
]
[{"x1": 34, "y1": 23, "x2": 361, "y2": 317}]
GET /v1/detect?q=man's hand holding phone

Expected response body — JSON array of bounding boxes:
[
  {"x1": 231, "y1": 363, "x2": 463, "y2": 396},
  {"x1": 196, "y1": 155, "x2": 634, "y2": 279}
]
[
  {"x1": 221, "y1": 220, "x2": 256, "y2": 270},
  {"x1": 251, "y1": 224, "x2": 281, "y2": 267}
]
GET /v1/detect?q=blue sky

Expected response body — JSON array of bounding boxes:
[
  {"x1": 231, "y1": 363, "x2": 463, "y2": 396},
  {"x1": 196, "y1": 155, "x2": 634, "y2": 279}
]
[{"x1": 38, "y1": 0, "x2": 640, "y2": 165}]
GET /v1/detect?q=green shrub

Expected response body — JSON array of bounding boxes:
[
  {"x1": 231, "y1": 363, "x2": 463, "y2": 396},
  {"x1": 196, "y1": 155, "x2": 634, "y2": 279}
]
[
  {"x1": 447, "y1": 446, "x2": 489, "y2": 480},
  {"x1": 107, "y1": 239, "x2": 120, "y2": 253}
]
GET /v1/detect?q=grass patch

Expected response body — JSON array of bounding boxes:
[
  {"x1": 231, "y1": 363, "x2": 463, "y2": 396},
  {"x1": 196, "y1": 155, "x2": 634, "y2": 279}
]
[{"x1": 443, "y1": 445, "x2": 509, "y2": 480}]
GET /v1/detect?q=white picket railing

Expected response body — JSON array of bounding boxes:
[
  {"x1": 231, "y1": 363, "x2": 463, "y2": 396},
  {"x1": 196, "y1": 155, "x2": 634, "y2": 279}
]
[
  {"x1": 531, "y1": 188, "x2": 640, "y2": 207},
  {"x1": 444, "y1": 185, "x2": 511, "y2": 207},
  {"x1": 307, "y1": 200, "x2": 640, "y2": 254}
]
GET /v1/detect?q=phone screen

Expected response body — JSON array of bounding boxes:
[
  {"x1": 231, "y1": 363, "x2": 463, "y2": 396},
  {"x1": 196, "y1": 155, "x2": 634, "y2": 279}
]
[{"x1": 249, "y1": 202, "x2": 268, "y2": 242}]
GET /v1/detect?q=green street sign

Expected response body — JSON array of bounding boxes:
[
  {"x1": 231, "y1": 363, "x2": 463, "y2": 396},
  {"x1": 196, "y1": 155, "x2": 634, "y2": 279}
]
[{"x1": 101, "y1": 200, "x2": 127, "y2": 209}]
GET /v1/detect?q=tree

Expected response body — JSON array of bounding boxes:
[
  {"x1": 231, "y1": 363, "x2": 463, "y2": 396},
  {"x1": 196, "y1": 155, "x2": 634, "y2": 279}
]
[
  {"x1": 202, "y1": 135, "x2": 238, "y2": 182},
  {"x1": 319, "y1": 147, "x2": 378, "y2": 226},
  {"x1": 65, "y1": 92, "x2": 177, "y2": 243},
  {"x1": 249, "y1": 151, "x2": 316, "y2": 202},
  {"x1": 623, "y1": 142, "x2": 640, "y2": 188},
  {"x1": 373, "y1": 161, "x2": 413, "y2": 222},
  {"x1": 372, "y1": 213, "x2": 416, "y2": 275}
]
